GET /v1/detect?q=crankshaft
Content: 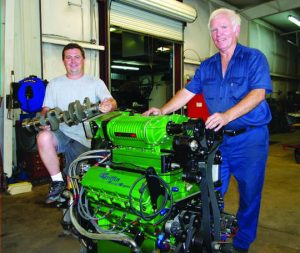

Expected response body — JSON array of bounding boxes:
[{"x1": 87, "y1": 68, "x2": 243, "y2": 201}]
[{"x1": 22, "y1": 97, "x2": 99, "y2": 132}]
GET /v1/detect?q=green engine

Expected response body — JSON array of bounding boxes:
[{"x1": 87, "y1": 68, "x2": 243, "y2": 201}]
[{"x1": 65, "y1": 111, "x2": 237, "y2": 253}]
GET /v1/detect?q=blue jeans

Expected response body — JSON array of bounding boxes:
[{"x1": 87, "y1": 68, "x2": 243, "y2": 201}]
[{"x1": 52, "y1": 130, "x2": 89, "y2": 174}]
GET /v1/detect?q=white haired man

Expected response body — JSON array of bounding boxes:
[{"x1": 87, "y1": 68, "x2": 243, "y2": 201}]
[{"x1": 143, "y1": 8, "x2": 272, "y2": 253}]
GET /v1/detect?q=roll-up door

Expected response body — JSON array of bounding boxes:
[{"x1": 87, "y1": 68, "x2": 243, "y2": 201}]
[{"x1": 110, "y1": 0, "x2": 197, "y2": 42}]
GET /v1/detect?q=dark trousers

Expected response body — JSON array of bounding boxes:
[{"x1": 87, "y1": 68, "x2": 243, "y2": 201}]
[{"x1": 219, "y1": 126, "x2": 269, "y2": 250}]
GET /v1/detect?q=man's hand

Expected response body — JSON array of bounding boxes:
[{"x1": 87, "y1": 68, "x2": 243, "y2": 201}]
[
  {"x1": 205, "y1": 112, "x2": 229, "y2": 131},
  {"x1": 205, "y1": 89, "x2": 266, "y2": 131},
  {"x1": 99, "y1": 98, "x2": 116, "y2": 113},
  {"x1": 39, "y1": 107, "x2": 51, "y2": 130},
  {"x1": 142, "y1": 107, "x2": 162, "y2": 116}
]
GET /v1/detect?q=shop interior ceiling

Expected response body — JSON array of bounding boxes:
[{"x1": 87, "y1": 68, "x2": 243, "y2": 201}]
[{"x1": 209, "y1": 0, "x2": 300, "y2": 47}]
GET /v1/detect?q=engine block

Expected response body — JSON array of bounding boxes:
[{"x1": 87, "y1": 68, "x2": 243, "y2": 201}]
[
  {"x1": 20, "y1": 97, "x2": 238, "y2": 252},
  {"x1": 64, "y1": 110, "x2": 237, "y2": 253}
]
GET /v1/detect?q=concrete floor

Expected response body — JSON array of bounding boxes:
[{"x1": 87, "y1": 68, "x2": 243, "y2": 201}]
[{"x1": 1, "y1": 129, "x2": 300, "y2": 253}]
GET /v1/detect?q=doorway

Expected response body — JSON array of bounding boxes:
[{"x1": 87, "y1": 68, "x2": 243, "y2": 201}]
[{"x1": 110, "y1": 28, "x2": 174, "y2": 112}]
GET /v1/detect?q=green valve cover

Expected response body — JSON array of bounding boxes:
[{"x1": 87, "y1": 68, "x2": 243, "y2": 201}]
[{"x1": 81, "y1": 166, "x2": 199, "y2": 216}]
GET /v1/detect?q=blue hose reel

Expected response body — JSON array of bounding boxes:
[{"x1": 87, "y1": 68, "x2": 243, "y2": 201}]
[{"x1": 17, "y1": 76, "x2": 46, "y2": 113}]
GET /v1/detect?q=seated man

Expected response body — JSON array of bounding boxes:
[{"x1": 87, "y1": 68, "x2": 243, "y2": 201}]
[{"x1": 37, "y1": 43, "x2": 117, "y2": 204}]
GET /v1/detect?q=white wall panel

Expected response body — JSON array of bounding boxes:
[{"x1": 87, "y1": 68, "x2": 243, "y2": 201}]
[
  {"x1": 41, "y1": 0, "x2": 101, "y2": 81},
  {"x1": 286, "y1": 44, "x2": 298, "y2": 77},
  {"x1": 1, "y1": 0, "x2": 15, "y2": 178},
  {"x1": 273, "y1": 37, "x2": 288, "y2": 75},
  {"x1": 183, "y1": 0, "x2": 210, "y2": 62},
  {"x1": 1, "y1": 0, "x2": 41, "y2": 177},
  {"x1": 249, "y1": 20, "x2": 299, "y2": 78},
  {"x1": 42, "y1": 0, "x2": 94, "y2": 42},
  {"x1": 15, "y1": 0, "x2": 41, "y2": 78}
]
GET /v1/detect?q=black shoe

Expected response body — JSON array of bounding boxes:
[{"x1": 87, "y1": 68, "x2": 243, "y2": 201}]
[
  {"x1": 45, "y1": 181, "x2": 66, "y2": 204},
  {"x1": 222, "y1": 244, "x2": 249, "y2": 253}
]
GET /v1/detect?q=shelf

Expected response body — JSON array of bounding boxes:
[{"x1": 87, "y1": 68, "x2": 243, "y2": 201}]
[{"x1": 42, "y1": 35, "x2": 105, "y2": 51}]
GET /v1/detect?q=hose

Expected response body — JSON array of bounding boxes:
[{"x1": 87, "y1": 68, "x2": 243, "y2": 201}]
[
  {"x1": 128, "y1": 174, "x2": 173, "y2": 225},
  {"x1": 67, "y1": 191, "x2": 142, "y2": 253}
]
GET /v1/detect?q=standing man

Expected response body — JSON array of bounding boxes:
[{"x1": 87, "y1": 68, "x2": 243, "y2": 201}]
[
  {"x1": 143, "y1": 8, "x2": 272, "y2": 253},
  {"x1": 37, "y1": 43, "x2": 117, "y2": 204}
]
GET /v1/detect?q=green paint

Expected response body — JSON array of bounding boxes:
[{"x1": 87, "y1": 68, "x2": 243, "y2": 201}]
[{"x1": 80, "y1": 112, "x2": 201, "y2": 252}]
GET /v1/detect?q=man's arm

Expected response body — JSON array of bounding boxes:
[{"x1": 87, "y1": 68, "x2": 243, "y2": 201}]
[
  {"x1": 206, "y1": 88, "x2": 266, "y2": 131},
  {"x1": 143, "y1": 88, "x2": 195, "y2": 116}
]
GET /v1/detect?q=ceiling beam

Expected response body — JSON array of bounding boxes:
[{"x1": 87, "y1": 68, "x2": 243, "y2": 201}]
[{"x1": 240, "y1": 0, "x2": 300, "y2": 20}]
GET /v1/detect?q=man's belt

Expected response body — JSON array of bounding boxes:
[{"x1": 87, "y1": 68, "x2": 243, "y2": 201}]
[{"x1": 223, "y1": 128, "x2": 247, "y2": 136}]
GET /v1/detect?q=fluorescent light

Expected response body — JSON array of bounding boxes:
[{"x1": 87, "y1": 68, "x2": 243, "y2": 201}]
[
  {"x1": 111, "y1": 65, "x2": 140, "y2": 71},
  {"x1": 288, "y1": 15, "x2": 300, "y2": 27},
  {"x1": 287, "y1": 40, "x2": 297, "y2": 46},
  {"x1": 156, "y1": 47, "x2": 170, "y2": 52},
  {"x1": 112, "y1": 60, "x2": 148, "y2": 66}
]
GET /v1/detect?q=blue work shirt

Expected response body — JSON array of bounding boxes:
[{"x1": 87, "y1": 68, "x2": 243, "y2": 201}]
[{"x1": 186, "y1": 43, "x2": 272, "y2": 130}]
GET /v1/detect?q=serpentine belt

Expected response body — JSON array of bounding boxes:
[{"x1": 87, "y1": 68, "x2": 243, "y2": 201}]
[{"x1": 200, "y1": 140, "x2": 222, "y2": 252}]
